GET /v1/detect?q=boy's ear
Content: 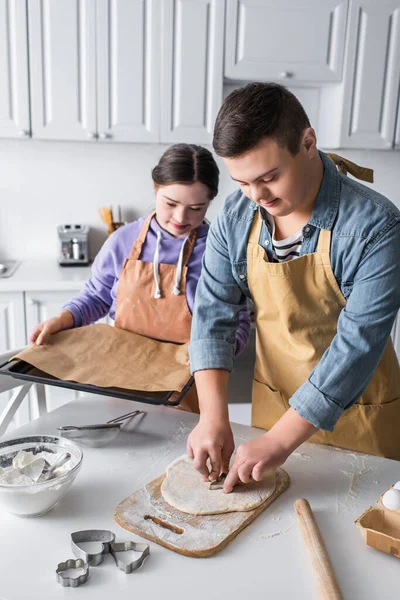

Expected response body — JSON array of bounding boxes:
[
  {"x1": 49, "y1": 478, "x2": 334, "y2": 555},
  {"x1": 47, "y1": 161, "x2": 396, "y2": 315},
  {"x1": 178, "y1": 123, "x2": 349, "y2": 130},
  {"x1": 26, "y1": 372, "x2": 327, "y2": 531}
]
[{"x1": 302, "y1": 127, "x2": 318, "y2": 155}]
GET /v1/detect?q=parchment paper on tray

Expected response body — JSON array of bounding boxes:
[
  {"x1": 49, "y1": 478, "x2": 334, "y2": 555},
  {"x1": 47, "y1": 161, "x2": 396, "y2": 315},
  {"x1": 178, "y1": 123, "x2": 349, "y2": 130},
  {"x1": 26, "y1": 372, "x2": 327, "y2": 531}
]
[{"x1": 13, "y1": 324, "x2": 190, "y2": 392}]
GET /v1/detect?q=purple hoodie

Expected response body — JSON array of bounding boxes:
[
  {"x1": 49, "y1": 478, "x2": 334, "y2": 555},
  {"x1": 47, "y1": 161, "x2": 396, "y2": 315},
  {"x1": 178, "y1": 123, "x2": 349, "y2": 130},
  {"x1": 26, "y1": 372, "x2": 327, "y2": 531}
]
[{"x1": 63, "y1": 215, "x2": 250, "y2": 355}]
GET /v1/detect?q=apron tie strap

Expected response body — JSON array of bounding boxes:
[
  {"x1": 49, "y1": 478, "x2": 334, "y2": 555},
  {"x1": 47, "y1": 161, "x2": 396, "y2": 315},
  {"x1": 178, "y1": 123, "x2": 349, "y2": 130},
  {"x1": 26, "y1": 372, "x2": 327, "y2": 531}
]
[
  {"x1": 153, "y1": 231, "x2": 162, "y2": 299},
  {"x1": 173, "y1": 236, "x2": 188, "y2": 296}
]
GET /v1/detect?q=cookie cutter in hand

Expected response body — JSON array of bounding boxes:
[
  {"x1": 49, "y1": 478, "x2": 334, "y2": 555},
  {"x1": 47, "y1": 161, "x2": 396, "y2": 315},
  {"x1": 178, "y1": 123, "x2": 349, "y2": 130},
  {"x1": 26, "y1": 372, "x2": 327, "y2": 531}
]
[
  {"x1": 58, "y1": 410, "x2": 146, "y2": 447},
  {"x1": 71, "y1": 529, "x2": 116, "y2": 566},
  {"x1": 56, "y1": 558, "x2": 89, "y2": 587},
  {"x1": 110, "y1": 541, "x2": 150, "y2": 573}
]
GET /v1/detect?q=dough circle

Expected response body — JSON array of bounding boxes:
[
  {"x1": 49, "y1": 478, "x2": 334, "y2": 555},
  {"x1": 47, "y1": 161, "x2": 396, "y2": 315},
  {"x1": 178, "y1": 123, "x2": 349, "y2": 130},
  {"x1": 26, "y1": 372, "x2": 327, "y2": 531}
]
[{"x1": 160, "y1": 455, "x2": 276, "y2": 515}]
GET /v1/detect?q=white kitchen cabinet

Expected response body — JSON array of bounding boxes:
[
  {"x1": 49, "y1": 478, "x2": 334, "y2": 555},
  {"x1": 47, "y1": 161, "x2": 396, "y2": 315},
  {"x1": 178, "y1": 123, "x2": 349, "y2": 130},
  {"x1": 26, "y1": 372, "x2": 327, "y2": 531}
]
[
  {"x1": 0, "y1": 292, "x2": 28, "y2": 425},
  {"x1": 28, "y1": 0, "x2": 97, "y2": 141},
  {"x1": 96, "y1": 0, "x2": 161, "y2": 143},
  {"x1": 319, "y1": 0, "x2": 400, "y2": 149},
  {"x1": 24, "y1": 291, "x2": 81, "y2": 411},
  {"x1": 160, "y1": 0, "x2": 225, "y2": 143},
  {"x1": 0, "y1": 0, "x2": 30, "y2": 139},
  {"x1": 395, "y1": 101, "x2": 400, "y2": 150},
  {"x1": 224, "y1": 0, "x2": 349, "y2": 84},
  {"x1": 0, "y1": 292, "x2": 26, "y2": 359}
]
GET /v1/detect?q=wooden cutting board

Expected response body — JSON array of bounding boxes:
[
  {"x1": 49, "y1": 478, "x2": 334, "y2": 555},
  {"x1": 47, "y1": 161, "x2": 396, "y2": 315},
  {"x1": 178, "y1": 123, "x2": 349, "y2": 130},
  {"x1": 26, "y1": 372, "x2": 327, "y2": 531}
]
[{"x1": 114, "y1": 468, "x2": 290, "y2": 558}]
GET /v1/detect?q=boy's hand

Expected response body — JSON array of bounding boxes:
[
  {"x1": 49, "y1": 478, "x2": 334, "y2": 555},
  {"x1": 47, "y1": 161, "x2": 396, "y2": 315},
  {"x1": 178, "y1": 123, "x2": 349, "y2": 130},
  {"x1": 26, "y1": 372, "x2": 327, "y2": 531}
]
[
  {"x1": 187, "y1": 418, "x2": 234, "y2": 482},
  {"x1": 223, "y1": 433, "x2": 289, "y2": 492},
  {"x1": 223, "y1": 408, "x2": 318, "y2": 492}
]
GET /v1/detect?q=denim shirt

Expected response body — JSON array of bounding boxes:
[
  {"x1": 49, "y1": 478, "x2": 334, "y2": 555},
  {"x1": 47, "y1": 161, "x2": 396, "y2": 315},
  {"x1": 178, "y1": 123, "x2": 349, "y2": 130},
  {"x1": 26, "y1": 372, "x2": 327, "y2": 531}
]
[{"x1": 189, "y1": 152, "x2": 400, "y2": 432}]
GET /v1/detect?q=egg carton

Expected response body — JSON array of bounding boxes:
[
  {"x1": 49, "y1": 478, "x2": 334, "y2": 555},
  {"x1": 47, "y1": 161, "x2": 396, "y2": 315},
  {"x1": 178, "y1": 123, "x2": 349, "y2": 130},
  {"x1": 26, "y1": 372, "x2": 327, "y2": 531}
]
[{"x1": 355, "y1": 483, "x2": 400, "y2": 559}]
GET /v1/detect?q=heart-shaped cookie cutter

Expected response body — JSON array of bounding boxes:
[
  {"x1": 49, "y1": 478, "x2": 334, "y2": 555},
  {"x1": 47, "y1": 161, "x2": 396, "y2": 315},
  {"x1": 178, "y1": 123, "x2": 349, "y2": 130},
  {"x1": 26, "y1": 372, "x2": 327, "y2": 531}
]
[
  {"x1": 71, "y1": 530, "x2": 115, "y2": 566},
  {"x1": 110, "y1": 541, "x2": 150, "y2": 573},
  {"x1": 56, "y1": 558, "x2": 89, "y2": 587}
]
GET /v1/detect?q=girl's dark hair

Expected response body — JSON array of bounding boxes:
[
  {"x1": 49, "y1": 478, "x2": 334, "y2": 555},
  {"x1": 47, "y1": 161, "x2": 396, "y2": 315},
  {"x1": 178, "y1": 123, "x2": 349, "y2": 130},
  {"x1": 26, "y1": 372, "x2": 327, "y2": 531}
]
[
  {"x1": 213, "y1": 82, "x2": 311, "y2": 158},
  {"x1": 152, "y1": 144, "x2": 219, "y2": 199}
]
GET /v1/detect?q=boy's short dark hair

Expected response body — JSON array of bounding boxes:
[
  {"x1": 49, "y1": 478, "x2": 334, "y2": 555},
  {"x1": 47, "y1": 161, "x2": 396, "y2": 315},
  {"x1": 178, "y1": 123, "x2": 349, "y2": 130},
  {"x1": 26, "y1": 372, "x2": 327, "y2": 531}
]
[{"x1": 213, "y1": 82, "x2": 311, "y2": 158}]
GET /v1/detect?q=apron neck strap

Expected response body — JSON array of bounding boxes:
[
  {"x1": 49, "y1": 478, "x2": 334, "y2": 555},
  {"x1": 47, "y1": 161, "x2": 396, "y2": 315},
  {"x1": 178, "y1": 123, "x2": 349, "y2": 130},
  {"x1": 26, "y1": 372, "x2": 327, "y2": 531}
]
[
  {"x1": 181, "y1": 228, "x2": 198, "y2": 267},
  {"x1": 129, "y1": 211, "x2": 156, "y2": 260},
  {"x1": 316, "y1": 229, "x2": 331, "y2": 254},
  {"x1": 248, "y1": 209, "x2": 263, "y2": 244}
]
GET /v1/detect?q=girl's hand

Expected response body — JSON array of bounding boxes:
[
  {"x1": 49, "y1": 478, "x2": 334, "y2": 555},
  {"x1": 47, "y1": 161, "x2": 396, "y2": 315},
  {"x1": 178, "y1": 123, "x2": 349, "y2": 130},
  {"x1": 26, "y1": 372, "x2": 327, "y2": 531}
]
[{"x1": 29, "y1": 310, "x2": 74, "y2": 346}]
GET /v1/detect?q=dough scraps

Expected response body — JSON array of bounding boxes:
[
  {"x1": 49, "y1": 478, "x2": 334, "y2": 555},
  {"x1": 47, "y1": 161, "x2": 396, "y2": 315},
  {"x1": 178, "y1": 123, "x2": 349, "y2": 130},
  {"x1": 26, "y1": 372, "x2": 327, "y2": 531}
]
[{"x1": 160, "y1": 455, "x2": 276, "y2": 515}]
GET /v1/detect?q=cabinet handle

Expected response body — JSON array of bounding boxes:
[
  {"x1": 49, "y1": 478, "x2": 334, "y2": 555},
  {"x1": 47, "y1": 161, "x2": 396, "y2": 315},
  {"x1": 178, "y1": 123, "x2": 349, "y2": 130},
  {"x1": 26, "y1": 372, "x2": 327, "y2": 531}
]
[
  {"x1": 27, "y1": 298, "x2": 38, "y2": 306},
  {"x1": 18, "y1": 129, "x2": 29, "y2": 137},
  {"x1": 87, "y1": 132, "x2": 97, "y2": 139},
  {"x1": 99, "y1": 132, "x2": 112, "y2": 140},
  {"x1": 280, "y1": 71, "x2": 294, "y2": 79}
]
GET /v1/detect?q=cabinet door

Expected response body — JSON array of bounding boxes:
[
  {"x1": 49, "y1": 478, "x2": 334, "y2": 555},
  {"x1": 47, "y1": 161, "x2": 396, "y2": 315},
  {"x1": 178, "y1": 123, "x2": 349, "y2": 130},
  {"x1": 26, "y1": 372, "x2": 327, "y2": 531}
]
[
  {"x1": 0, "y1": 292, "x2": 26, "y2": 355},
  {"x1": 395, "y1": 102, "x2": 400, "y2": 150},
  {"x1": 0, "y1": 0, "x2": 30, "y2": 139},
  {"x1": 339, "y1": 0, "x2": 400, "y2": 149},
  {"x1": 28, "y1": 0, "x2": 97, "y2": 141},
  {"x1": 161, "y1": 0, "x2": 225, "y2": 143},
  {"x1": 0, "y1": 292, "x2": 29, "y2": 426},
  {"x1": 25, "y1": 291, "x2": 81, "y2": 411},
  {"x1": 224, "y1": 0, "x2": 348, "y2": 84},
  {"x1": 96, "y1": 0, "x2": 160, "y2": 142}
]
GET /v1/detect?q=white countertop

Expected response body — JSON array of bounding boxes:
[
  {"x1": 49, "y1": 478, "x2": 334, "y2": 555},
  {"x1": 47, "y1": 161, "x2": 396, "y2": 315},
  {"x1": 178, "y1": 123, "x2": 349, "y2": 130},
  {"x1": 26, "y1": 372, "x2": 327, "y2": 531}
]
[
  {"x1": 0, "y1": 260, "x2": 91, "y2": 292},
  {"x1": 0, "y1": 395, "x2": 399, "y2": 599}
]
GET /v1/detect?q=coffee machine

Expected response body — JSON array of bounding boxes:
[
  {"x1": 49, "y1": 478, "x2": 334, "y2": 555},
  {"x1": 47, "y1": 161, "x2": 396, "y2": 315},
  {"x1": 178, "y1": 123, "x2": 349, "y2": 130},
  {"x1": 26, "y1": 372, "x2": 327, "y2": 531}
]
[{"x1": 58, "y1": 224, "x2": 90, "y2": 266}]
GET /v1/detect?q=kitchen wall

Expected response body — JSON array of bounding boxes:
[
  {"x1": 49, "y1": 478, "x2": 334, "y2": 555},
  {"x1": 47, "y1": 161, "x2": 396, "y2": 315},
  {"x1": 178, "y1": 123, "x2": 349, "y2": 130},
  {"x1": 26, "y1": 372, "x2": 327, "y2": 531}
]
[{"x1": 1, "y1": 138, "x2": 399, "y2": 261}]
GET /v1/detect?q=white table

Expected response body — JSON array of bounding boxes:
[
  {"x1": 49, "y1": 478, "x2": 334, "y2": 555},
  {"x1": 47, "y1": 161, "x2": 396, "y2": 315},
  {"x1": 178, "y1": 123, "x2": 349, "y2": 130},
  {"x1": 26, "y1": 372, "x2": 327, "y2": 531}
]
[{"x1": 0, "y1": 394, "x2": 399, "y2": 599}]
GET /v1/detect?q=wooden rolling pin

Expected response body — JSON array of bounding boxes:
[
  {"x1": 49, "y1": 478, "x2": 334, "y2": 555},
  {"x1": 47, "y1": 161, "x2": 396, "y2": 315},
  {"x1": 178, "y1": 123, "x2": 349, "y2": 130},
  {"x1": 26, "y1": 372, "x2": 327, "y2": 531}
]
[{"x1": 294, "y1": 498, "x2": 343, "y2": 600}]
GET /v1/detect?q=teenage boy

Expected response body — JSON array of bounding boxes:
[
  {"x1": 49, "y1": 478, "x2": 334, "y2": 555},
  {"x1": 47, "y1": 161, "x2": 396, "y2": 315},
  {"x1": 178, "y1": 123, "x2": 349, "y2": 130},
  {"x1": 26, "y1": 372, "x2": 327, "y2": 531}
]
[{"x1": 187, "y1": 83, "x2": 400, "y2": 492}]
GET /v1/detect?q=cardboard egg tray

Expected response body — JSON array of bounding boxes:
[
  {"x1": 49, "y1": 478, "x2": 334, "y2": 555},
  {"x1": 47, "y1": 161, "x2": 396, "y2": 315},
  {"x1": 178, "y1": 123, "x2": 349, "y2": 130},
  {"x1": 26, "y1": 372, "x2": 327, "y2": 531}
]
[{"x1": 355, "y1": 484, "x2": 400, "y2": 558}]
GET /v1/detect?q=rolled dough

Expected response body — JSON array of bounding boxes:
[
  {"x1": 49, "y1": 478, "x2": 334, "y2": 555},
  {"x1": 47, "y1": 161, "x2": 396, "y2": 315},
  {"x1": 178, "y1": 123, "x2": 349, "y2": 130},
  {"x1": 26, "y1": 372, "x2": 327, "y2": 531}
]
[{"x1": 160, "y1": 455, "x2": 276, "y2": 515}]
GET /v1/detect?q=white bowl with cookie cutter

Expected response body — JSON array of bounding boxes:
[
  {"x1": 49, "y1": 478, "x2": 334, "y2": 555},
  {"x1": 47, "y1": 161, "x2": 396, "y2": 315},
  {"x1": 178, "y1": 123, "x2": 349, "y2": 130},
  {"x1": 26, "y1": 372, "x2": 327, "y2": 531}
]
[
  {"x1": 0, "y1": 435, "x2": 83, "y2": 517},
  {"x1": 355, "y1": 480, "x2": 400, "y2": 558}
]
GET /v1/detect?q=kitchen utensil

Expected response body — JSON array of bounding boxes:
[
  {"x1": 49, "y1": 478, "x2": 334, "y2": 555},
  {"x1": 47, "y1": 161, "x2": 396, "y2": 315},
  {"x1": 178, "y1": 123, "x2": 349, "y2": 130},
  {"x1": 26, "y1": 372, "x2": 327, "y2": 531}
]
[
  {"x1": 114, "y1": 468, "x2": 290, "y2": 558},
  {"x1": 110, "y1": 541, "x2": 150, "y2": 573},
  {"x1": 0, "y1": 358, "x2": 195, "y2": 407},
  {"x1": 0, "y1": 436, "x2": 82, "y2": 517},
  {"x1": 71, "y1": 530, "x2": 116, "y2": 566},
  {"x1": 294, "y1": 498, "x2": 343, "y2": 600},
  {"x1": 56, "y1": 558, "x2": 89, "y2": 587},
  {"x1": 0, "y1": 260, "x2": 20, "y2": 279},
  {"x1": 40, "y1": 452, "x2": 71, "y2": 481},
  {"x1": 58, "y1": 410, "x2": 146, "y2": 447},
  {"x1": 58, "y1": 224, "x2": 90, "y2": 266}
]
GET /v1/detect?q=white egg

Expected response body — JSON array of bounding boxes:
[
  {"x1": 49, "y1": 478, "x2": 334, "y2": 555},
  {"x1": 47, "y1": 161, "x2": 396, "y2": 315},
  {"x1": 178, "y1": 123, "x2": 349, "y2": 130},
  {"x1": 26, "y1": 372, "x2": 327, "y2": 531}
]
[
  {"x1": 382, "y1": 488, "x2": 400, "y2": 511},
  {"x1": 393, "y1": 481, "x2": 400, "y2": 491}
]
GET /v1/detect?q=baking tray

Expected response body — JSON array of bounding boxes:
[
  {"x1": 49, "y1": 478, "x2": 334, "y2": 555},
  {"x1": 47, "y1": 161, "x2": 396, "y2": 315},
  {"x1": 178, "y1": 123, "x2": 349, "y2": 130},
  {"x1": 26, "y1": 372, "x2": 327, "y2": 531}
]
[{"x1": 0, "y1": 359, "x2": 194, "y2": 407}]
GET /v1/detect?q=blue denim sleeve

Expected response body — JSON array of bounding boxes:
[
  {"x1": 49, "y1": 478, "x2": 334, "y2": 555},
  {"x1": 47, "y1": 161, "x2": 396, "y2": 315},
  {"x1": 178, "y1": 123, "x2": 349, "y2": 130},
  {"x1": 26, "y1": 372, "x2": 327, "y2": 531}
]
[
  {"x1": 290, "y1": 221, "x2": 400, "y2": 431},
  {"x1": 189, "y1": 212, "x2": 248, "y2": 373}
]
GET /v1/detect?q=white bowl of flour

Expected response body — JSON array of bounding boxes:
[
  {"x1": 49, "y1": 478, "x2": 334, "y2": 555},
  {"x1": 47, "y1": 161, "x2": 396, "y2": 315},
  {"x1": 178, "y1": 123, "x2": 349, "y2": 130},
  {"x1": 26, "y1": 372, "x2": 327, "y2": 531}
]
[{"x1": 0, "y1": 435, "x2": 83, "y2": 517}]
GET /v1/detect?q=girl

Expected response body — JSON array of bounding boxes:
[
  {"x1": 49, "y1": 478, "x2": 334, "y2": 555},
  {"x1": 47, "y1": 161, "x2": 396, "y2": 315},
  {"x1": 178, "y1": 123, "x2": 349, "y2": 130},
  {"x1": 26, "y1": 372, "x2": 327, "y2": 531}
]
[{"x1": 29, "y1": 144, "x2": 251, "y2": 411}]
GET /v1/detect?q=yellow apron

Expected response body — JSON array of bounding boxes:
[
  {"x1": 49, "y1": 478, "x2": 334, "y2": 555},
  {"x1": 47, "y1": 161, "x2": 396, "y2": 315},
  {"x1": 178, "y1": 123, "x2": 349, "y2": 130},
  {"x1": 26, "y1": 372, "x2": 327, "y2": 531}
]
[{"x1": 247, "y1": 210, "x2": 400, "y2": 459}]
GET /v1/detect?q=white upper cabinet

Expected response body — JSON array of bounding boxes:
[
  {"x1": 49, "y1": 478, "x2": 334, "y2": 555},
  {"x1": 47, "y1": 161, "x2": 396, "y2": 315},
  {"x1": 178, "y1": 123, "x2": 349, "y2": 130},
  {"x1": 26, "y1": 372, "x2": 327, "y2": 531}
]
[
  {"x1": 224, "y1": 0, "x2": 349, "y2": 84},
  {"x1": 319, "y1": 0, "x2": 400, "y2": 149},
  {"x1": 0, "y1": 0, "x2": 30, "y2": 139},
  {"x1": 339, "y1": 0, "x2": 400, "y2": 148},
  {"x1": 96, "y1": 0, "x2": 160, "y2": 142},
  {"x1": 161, "y1": 0, "x2": 225, "y2": 143},
  {"x1": 28, "y1": 0, "x2": 97, "y2": 141}
]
